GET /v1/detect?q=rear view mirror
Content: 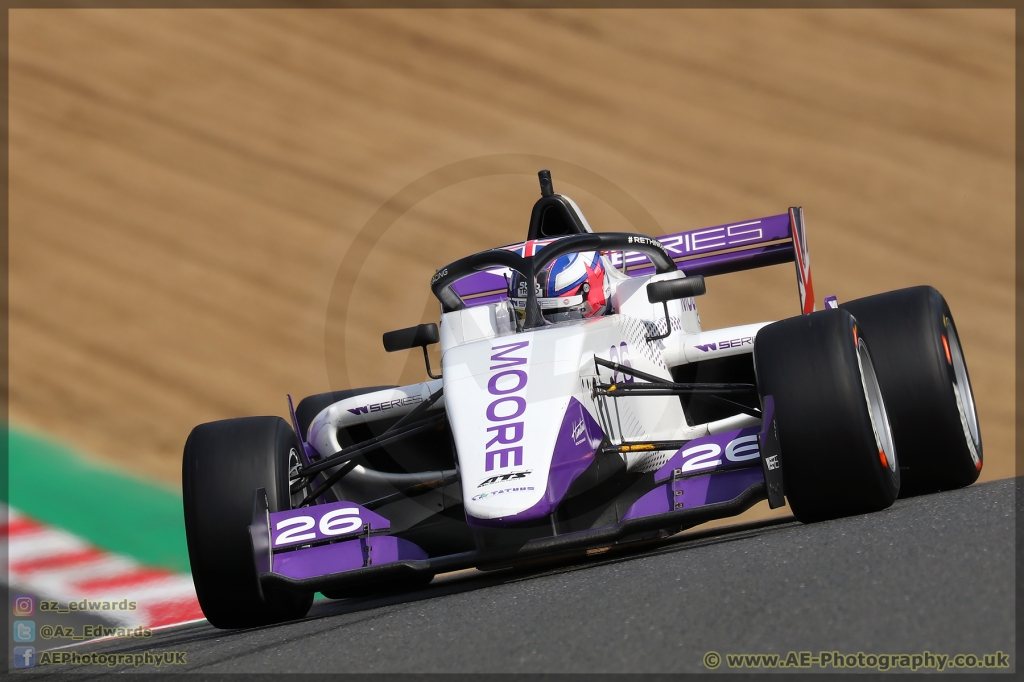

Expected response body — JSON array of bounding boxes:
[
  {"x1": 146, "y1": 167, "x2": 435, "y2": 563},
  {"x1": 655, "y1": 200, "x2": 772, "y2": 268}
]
[
  {"x1": 645, "y1": 276, "x2": 706, "y2": 343},
  {"x1": 382, "y1": 323, "x2": 441, "y2": 379},
  {"x1": 383, "y1": 323, "x2": 440, "y2": 352},
  {"x1": 647, "y1": 276, "x2": 706, "y2": 304}
]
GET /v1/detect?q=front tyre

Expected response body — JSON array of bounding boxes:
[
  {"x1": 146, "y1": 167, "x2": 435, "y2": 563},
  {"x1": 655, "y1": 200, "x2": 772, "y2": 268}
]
[
  {"x1": 182, "y1": 416, "x2": 313, "y2": 629},
  {"x1": 754, "y1": 309, "x2": 899, "y2": 522},
  {"x1": 842, "y1": 286, "x2": 982, "y2": 496}
]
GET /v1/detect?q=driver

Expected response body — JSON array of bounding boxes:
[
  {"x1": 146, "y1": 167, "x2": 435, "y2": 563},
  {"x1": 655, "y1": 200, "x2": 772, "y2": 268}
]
[{"x1": 510, "y1": 250, "x2": 615, "y2": 324}]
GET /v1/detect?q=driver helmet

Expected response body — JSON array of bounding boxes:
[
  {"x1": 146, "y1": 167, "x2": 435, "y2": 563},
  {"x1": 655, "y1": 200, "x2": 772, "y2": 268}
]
[{"x1": 511, "y1": 251, "x2": 611, "y2": 323}]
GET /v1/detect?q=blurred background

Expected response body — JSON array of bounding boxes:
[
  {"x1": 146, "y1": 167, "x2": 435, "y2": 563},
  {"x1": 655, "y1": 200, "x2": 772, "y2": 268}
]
[{"x1": 8, "y1": 9, "x2": 1014, "y2": 503}]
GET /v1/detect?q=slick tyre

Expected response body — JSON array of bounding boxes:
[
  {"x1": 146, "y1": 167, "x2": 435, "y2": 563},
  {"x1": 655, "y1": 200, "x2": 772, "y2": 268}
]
[
  {"x1": 183, "y1": 416, "x2": 313, "y2": 629},
  {"x1": 841, "y1": 287, "x2": 982, "y2": 496},
  {"x1": 754, "y1": 309, "x2": 899, "y2": 522}
]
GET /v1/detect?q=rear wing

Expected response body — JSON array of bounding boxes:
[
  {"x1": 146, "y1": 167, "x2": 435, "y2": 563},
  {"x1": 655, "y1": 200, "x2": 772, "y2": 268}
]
[{"x1": 451, "y1": 207, "x2": 815, "y2": 315}]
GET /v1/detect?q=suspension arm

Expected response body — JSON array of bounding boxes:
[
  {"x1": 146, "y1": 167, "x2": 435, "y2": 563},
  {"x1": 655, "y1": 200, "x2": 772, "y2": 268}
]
[
  {"x1": 295, "y1": 413, "x2": 447, "y2": 480},
  {"x1": 592, "y1": 356, "x2": 671, "y2": 384},
  {"x1": 296, "y1": 415, "x2": 448, "y2": 507},
  {"x1": 594, "y1": 382, "x2": 757, "y2": 396}
]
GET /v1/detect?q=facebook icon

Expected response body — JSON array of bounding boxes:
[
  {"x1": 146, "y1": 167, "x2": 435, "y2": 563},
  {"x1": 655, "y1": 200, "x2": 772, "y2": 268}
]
[{"x1": 13, "y1": 646, "x2": 35, "y2": 668}]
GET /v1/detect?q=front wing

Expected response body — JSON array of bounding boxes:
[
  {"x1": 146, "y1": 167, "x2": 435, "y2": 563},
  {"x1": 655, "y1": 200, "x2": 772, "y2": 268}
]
[{"x1": 250, "y1": 400, "x2": 785, "y2": 596}]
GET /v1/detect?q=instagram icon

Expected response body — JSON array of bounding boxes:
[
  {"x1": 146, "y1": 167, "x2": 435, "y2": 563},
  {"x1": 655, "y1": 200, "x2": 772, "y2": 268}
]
[{"x1": 13, "y1": 595, "x2": 34, "y2": 617}]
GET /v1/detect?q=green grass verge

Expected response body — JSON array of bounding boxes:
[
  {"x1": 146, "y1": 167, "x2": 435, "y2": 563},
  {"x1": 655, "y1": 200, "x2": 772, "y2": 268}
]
[
  {"x1": 4, "y1": 427, "x2": 328, "y2": 600},
  {"x1": 4, "y1": 427, "x2": 191, "y2": 574}
]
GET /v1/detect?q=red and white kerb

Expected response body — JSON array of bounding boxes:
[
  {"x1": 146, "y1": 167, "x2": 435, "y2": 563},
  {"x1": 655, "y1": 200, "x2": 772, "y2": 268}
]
[{"x1": 3, "y1": 507, "x2": 204, "y2": 628}]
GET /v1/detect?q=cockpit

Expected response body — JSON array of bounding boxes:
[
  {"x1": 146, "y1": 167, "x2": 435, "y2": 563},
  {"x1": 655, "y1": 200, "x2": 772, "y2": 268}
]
[{"x1": 430, "y1": 170, "x2": 678, "y2": 332}]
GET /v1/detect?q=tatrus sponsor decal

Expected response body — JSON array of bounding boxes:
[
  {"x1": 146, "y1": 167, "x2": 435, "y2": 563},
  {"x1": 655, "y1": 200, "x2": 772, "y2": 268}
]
[
  {"x1": 485, "y1": 341, "x2": 530, "y2": 471},
  {"x1": 472, "y1": 486, "x2": 535, "y2": 502}
]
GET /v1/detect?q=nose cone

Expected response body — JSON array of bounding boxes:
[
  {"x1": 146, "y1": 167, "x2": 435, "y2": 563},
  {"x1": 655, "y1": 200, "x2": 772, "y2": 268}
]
[{"x1": 443, "y1": 333, "x2": 604, "y2": 523}]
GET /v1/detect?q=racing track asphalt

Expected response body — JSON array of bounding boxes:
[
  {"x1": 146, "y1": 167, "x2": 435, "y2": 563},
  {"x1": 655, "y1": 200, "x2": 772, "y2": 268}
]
[{"x1": 23, "y1": 478, "x2": 1016, "y2": 676}]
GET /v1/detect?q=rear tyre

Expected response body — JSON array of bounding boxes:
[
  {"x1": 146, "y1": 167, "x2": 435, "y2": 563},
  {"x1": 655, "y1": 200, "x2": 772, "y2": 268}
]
[
  {"x1": 841, "y1": 286, "x2": 982, "y2": 496},
  {"x1": 183, "y1": 416, "x2": 313, "y2": 629},
  {"x1": 754, "y1": 309, "x2": 899, "y2": 522}
]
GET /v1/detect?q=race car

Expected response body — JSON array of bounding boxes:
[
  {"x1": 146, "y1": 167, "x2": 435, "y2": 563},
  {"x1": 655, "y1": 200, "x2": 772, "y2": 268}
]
[{"x1": 183, "y1": 170, "x2": 983, "y2": 628}]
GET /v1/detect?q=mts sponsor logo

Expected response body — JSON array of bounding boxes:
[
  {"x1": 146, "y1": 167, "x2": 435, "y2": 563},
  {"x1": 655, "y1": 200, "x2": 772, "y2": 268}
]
[
  {"x1": 478, "y1": 470, "x2": 531, "y2": 487},
  {"x1": 485, "y1": 341, "x2": 530, "y2": 472},
  {"x1": 348, "y1": 395, "x2": 423, "y2": 416},
  {"x1": 694, "y1": 337, "x2": 754, "y2": 353}
]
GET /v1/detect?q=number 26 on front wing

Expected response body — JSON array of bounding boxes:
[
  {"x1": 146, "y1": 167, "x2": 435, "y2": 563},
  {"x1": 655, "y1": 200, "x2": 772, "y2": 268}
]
[
  {"x1": 274, "y1": 509, "x2": 363, "y2": 546},
  {"x1": 680, "y1": 436, "x2": 759, "y2": 473}
]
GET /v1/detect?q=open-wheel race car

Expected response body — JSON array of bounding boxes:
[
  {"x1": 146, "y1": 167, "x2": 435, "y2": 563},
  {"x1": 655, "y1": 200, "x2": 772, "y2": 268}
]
[{"x1": 183, "y1": 170, "x2": 983, "y2": 628}]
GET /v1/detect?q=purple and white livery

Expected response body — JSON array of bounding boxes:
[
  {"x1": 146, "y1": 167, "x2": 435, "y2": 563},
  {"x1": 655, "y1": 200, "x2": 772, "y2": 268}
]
[{"x1": 184, "y1": 169, "x2": 983, "y2": 628}]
